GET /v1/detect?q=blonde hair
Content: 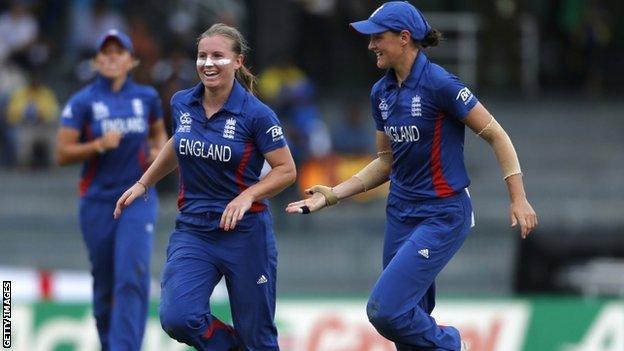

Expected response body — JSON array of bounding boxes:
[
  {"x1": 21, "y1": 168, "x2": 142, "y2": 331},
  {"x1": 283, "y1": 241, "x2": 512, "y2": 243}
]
[{"x1": 198, "y1": 23, "x2": 256, "y2": 94}]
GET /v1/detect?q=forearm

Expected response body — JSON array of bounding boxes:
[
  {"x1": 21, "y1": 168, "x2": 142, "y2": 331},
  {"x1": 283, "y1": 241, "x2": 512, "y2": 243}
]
[
  {"x1": 241, "y1": 164, "x2": 296, "y2": 201},
  {"x1": 57, "y1": 138, "x2": 105, "y2": 165},
  {"x1": 333, "y1": 156, "x2": 391, "y2": 200},
  {"x1": 505, "y1": 173, "x2": 527, "y2": 203},
  {"x1": 138, "y1": 138, "x2": 178, "y2": 186},
  {"x1": 479, "y1": 118, "x2": 522, "y2": 180}
]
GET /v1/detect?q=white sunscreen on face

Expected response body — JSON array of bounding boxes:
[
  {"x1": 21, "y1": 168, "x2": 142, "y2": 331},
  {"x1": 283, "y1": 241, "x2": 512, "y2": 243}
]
[{"x1": 196, "y1": 58, "x2": 232, "y2": 67}]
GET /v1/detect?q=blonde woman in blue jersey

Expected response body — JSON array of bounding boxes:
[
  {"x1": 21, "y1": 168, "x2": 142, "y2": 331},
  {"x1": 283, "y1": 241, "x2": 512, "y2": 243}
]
[
  {"x1": 56, "y1": 29, "x2": 167, "y2": 350},
  {"x1": 286, "y1": 2, "x2": 537, "y2": 351},
  {"x1": 114, "y1": 23, "x2": 296, "y2": 350}
]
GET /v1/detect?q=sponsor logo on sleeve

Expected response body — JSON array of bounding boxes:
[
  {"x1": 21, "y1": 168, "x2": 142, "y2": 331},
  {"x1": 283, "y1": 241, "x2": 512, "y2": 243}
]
[
  {"x1": 456, "y1": 87, "x2": 474, "y2": 105},
  {"x1": 266, "y1": 125, "x2": 284, "y2": 142}
]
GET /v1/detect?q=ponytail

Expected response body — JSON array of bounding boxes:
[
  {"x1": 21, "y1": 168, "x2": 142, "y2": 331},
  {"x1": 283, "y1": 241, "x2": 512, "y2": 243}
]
[
  {"x1": 198, "y1": 23, "x2": 257, "y2": 94},
  {"x1": 419, "y1": 29, "x2": 443, "y2": 48}
]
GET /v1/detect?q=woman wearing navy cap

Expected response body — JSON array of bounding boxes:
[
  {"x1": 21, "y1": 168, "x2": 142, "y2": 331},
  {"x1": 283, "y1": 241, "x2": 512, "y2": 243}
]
[
  {"x1": 56, "y1": 29, "x2": 167, "y2": 350},
  {"x1": 115, "y1": 23, "x2": 296, "y2": 350},
  {"x1": 286, "y1": 2, "x2": 537, "y2": 350}
]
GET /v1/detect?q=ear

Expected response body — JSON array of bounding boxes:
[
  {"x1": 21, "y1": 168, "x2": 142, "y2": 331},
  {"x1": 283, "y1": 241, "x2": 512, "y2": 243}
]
[
  {"x1": 234, "y1": 54, "x2": 244, "y2": 70},
  {"x1": 399, "y1": 30, "x2": 412, "y2": 46}
]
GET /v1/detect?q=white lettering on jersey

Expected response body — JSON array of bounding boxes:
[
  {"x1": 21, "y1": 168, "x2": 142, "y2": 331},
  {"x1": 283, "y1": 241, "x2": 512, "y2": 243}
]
[
  {"x1": 101, "y1": 117, "x2": 146, "y2": 134},
  {"x1": 178, "y1": 138, "x2": 232, "y2": 162},
  {"x1": 92, "y1": 101, "x2": 110, "y2": 120},
  {"x1": 132, "y1": 98, "x2": 144, "y2": 116},
  {"x1": 411, "y1": 95, "x2": 422, "y2": 117},
  {"x1": 223, "y1": 118, "x2": 236, "y2": 139},
  {"x1": 384, "y1": 125, "x2": 420, "y2": 143},
  {"x1": 266, "y1": 125, "x2": 284, "y2": 142},
  {"x1": 456, "y1": 87, "x2": 474, "y2": 105},
  {"x1": 379, "y1": 98, "x2": 389, "y2": 120},
  {"x1": 61, "y1": 105, "x2": 72, "y2": 119}
]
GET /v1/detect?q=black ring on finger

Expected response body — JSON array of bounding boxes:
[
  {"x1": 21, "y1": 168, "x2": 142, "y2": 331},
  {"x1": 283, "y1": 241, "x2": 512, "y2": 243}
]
[{"x1": 300, "y1": 206, "x2": 310, "y2": 214}]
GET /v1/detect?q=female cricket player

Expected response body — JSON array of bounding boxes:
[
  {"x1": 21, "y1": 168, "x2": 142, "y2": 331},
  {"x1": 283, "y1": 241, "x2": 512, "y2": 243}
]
[
  {"x1": 286, "y1": 2, "x2": 538, "y2": 350},
  {"x1": 114, "y1": 23, "x2": 296, "y2": 350},
  {"x1": 56, "y1": 29, "x2": 167, "y2": 350}
]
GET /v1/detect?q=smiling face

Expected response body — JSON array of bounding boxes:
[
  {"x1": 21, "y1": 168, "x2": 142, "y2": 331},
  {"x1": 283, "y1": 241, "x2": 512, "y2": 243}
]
[
  {"x1": 368, "y1": 30, "x2": 410, "y2": 69},
  {"x1": 196, "y1": 35, "x2": 243, "y2": 91},
  {"x1": 94, "y1": 39, "x2": 135, "y2": 80}
]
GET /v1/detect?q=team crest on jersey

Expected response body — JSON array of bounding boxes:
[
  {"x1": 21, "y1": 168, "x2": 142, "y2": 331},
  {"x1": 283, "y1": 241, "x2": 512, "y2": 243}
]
[
  {"x1": 177, "y1": 111, "x2": 192, "y2": 133},
  {"x1": 132, "y1": 98, "x2": 144, "y2": 116},
  {"x1": 379, "y1": 98, "x2": 389, "y2": 120},
  {"x1": 411, "y1": 95, "x2": 422, "y2": 117},
  {"x1": 92, "y1": 101, "x2": 109, "y2": 120},
  {"x1": 456, "y1": 87, "x2": 474, "y2": 105},
  {"x1": 266, "y1": 125, "x2": 284, "y2": 142},
  {"x1": 223, "y1": 118, "x2": 236, "y2": 139}
]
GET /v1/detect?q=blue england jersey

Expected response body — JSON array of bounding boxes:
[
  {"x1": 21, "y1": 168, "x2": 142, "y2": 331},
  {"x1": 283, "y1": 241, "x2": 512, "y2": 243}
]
[
  {"x1": 170, "y1": 80, "x2": 287, "y2": 214},
  {"x1": 60, "y1": 75, "x2": 163, "y2": 199},
  {"x1": 371, "y1": 51, "x2": 478, "y2": 200}
]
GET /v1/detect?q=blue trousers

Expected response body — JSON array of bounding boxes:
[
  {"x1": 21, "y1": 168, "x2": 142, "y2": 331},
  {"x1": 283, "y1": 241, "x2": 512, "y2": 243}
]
[
  {"x1": 80, "y1": 189, "x2": 158, "y2": 351},
  {"x1": 367, "y1": 190, "x2": 472, "y2": 351},
  {"x1": 159, "y1": 210, "x2": 279, "y2": 351}
]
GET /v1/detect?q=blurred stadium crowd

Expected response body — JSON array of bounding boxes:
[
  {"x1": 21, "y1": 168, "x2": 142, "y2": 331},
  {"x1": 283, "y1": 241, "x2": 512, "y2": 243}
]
[{"x1": 0, "y1": 0, "x2": 622, "y2": 297}]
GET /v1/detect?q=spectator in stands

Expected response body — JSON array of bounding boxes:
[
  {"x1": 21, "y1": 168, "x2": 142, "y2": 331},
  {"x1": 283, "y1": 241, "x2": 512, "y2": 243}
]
[{"x1": 6, "y1": 68, "x2": 59, "y2": 169}]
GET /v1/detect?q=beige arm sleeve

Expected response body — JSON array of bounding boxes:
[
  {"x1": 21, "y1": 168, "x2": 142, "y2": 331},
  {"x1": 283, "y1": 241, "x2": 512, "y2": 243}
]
[
  {"x1": 477, "y1": 116, "x2": 522, "y2": 179},
  {"x1": 353, "y1": 151, "x2": 392, "y2": 191}
]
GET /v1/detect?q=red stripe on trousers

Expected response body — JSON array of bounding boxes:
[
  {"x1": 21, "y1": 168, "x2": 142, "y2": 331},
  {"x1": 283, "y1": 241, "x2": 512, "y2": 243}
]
[
  {"x1": 235, "y1": 142, "x2": 266, "y2": 212},
  {"x1": 430, "y1": 113, "x2": 455, "y2": 197}
]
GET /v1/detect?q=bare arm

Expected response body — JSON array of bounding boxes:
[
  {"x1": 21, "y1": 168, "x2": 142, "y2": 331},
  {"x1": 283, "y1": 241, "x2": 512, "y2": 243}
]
[
  {"x1": 286, "y1": 131, "x2": 393, "y2": 214},
  {"x1": 463, "y1": 102, "x2": 538, "y2": 238},
  {"x1": 220, "y1": 146, "x2": 297, "y2": 230},
  {"x1": 113, "y1": 137, "x2": 178, "y2": 218},
  {"x1": 147, "y1": 119, "x2": 167, "y2": 162},
  {"x1": 56, "y1": 127, "x2": 122, "y2": 166}
]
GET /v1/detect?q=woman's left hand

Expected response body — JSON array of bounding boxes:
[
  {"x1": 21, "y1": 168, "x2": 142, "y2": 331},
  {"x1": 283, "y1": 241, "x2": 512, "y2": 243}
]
[
  {"x1": 510, "y1": 198, "x2": 538, "y2": 239},
  {"x1": 220, "y1": 193, "x2": 254, "y2": 231}
]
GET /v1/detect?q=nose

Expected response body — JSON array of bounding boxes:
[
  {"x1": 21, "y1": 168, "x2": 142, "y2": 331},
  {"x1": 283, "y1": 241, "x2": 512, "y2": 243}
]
[{"x1": 368, "y1": 38, "x2": 375, "y2": 51}]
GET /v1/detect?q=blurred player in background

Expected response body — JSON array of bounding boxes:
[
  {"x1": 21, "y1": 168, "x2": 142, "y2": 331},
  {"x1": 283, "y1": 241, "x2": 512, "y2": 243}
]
[
  {"x1": 286, "y1": 2, "x2": 537, "y2": 350},
  {"x1": 56, "y1": 29, "x2": 167, "y2": 350},
  {"x1": 114, "y1": 23, "x2": 296, "y2": 350}
]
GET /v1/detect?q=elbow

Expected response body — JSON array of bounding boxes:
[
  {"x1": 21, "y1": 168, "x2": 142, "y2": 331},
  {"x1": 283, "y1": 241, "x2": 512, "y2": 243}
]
[
  {"x1": 56, "y1": 150, "x2": 70, "y2": 166},
  {"x1": 285, "y1": 164, "x2": 297, "y2": 187}
]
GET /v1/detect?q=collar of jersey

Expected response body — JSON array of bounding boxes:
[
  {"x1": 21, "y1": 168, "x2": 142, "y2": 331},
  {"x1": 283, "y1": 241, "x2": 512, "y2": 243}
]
[
  {"x1": 383, "y1": 50, "x2": 428, "y2": 91},
  {"x1": 94, "y1": 74, "x2": 133, "y2": 92},
  {"x1": 190, "y1": 79, "x2": 246, "y2": 115}
]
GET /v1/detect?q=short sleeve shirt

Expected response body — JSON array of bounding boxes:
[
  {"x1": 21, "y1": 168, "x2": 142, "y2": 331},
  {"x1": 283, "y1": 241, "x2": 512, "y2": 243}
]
[
  {"x1": 60, "y1": 75, "x2": 163, "y2": 199},
  {"x1": 370, "y1": 52, "x2": 478, "y2": 200},
  {"x1": 171, "y1": 80, "x2": 287, "y2": 214}
]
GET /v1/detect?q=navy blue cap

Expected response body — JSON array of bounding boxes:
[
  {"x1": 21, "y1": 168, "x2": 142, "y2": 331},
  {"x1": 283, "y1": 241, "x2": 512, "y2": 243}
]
[
  {"x1": 350, "y1": 1, "x2": 431, "y2": 41},
  {"x1": 96, "y1": 29, "x2": 134, "y2": 53}
]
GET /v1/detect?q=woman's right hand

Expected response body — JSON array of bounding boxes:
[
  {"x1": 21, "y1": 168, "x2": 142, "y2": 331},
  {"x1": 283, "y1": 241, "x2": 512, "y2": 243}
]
[
  {"x1": 99, "y1": 130, "x2": 123, "y2": 151},
  {"x1": 113, "y1": 182, "x2": 146, "y2": 219},
  {"x1": 285, "y1": 185, "x2": 337, "y2": 214}
]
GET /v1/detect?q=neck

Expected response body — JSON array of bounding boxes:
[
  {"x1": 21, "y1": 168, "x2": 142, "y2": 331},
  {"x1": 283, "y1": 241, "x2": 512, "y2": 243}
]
[
  {"x1": 394, "y1": 48, "x2": 418, "y2": 86},
  {"x1": 202, "y1": 80, "x2": 234, "y2": 114},
  {"x1": 110, "y1": 76, "x2": 127, "y2": 92}
]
